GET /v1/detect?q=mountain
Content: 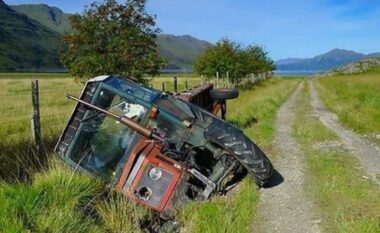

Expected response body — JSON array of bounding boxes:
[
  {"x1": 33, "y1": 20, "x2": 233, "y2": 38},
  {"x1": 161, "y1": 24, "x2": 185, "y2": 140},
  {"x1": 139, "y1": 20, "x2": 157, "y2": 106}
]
[
  {"x1": 7, "y1": 3, "x2": 211, "y2": 71},
  {"x1": 157, "y1": 34, "x2": 212, "y2": 70},
  {"x1": 10, "y1": 4, "x2": 71, "y2": 34},
  {"x1": 276, "y1": 49, "x2": 366, "y2": 71},
  {"x1": 0, "y1": 0, "x2": 62, "y2": 71},
  {"x1": 275, "y1": 58, "x2": 306, "y2": 66}
]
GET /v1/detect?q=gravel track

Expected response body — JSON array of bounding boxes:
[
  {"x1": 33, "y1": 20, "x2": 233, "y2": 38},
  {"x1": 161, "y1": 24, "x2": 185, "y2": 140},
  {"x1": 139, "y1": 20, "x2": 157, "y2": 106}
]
[
  {"x1": 310, "y1": 81, "x2": 380, "y2": 185},
  {"x1": 256, "y1": 83, "x2": 322, "y2": 233}
]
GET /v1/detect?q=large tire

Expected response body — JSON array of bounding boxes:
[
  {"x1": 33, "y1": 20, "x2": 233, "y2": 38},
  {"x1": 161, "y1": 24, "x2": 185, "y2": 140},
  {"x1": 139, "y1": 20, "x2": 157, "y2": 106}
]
[
  {"x1": 210, "y1": 88, "x2": 239, "y2": 100},
  {"x1": 204, "y1": 119, "x2": 273, "y2": 186}
]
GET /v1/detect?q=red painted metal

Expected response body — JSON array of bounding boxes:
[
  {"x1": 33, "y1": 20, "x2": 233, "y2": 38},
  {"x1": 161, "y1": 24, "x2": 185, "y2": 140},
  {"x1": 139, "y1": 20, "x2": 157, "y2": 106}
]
[{"x1": 126, "y1": 144, "x2": 184, "y2": 212}]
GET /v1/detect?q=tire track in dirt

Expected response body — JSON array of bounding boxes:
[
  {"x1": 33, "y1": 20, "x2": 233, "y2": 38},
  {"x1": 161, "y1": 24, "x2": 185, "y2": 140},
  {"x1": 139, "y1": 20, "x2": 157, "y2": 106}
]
[
  {"x1": 256, "y1": 83, "x2": 322, "y2": 233},
  {"x1": 310, "y1": 81, "x2": 380, "y2": 185}
]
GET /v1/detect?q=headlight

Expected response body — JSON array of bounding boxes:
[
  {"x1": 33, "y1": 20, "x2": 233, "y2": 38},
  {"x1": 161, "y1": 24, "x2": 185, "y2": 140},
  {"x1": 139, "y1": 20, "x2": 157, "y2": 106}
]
[{"x1": 148, "y1": 167, "x2": 162, "y2": 181}]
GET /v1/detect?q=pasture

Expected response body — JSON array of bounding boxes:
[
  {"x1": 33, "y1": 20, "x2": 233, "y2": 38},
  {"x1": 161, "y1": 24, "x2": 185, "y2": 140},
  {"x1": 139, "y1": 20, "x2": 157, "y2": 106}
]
[{"x1": 316, "y1": 72, "x2": 380, "y2": 143}]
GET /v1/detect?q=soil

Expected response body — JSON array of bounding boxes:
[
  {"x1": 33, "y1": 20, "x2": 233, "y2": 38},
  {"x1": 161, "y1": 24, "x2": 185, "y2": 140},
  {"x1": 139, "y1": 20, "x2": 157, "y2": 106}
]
[{"x1": 255, "y1": 83, "x2": 322, "y2": 233}]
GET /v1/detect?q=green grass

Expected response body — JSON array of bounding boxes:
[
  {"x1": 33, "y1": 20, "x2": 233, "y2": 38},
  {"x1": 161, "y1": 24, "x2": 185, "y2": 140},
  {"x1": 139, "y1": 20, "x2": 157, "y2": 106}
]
[
  {"x1": 178, "y1": 179, "x2": 258, "y2": 233},
  {"x1": 178, "y1": 77, "x2": 301, "y2": 233},
  {"x1": 316, "y1": 72, "x2": 380, "y2": 142},
  {"x1": 293, "y1": 81, "x2": 380, "y2": 233},
  {"x1": 0, "y1": 158, "x2": 145, "y2": 233},
  {"x1": 229, "y1": 78, "x2": 302, "y2": 147}
]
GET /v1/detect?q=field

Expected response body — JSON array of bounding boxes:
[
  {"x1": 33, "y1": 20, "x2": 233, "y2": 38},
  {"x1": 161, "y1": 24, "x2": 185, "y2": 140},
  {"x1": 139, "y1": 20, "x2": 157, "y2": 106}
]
[
  {"x1": 316, "y1": 72, "x2": 380, "y2": 143},
  {"x1": 0, "y1": 74, "x2": 300, "y2": 232}
]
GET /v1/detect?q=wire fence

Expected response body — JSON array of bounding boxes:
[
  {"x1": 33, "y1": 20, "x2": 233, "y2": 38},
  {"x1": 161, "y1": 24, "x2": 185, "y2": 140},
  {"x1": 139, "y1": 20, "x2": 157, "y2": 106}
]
[
  {"x1": 0, "y1": 76, "x2": 203, "y2": 144},
  {"x1": 0, "y1": 72, "x2": 271, "y2": 145}
]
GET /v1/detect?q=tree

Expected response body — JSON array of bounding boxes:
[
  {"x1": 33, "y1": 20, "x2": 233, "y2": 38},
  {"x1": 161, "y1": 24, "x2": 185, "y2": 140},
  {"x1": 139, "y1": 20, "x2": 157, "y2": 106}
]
[
  {"x1": 194, "y1": 39, "x2": 275, "y2": 84},
  {"x1": 61, "y1": 0, "x2": 163, "y2": 82},
  {"x1": 245, "y1": 45, "x2": 276, "y2": 72},
  {"x1": 194, "y1": 39, "x2": 239, "y2": 79}
]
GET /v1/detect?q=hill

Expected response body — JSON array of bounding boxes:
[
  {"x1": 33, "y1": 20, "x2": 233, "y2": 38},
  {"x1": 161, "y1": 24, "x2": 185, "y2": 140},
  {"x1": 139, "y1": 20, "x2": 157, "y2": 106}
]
[
  {"x1": 325, "y1": 57, "x2": 380, "y2": 75},
  {"x1": 7, "y1": 3, "x2": 212, "y2": 71},
  {"x1": 276, "y1": 49, "x2": 366, "y2": 71},
  {"x1": 366, "y1": 52, "x2": 380, "y2": 58},
  {"x1": 157, "y1": 34, "x2": 212, "y2": 70},
  {"x1": 0, "y1": 0, "x2": 62, "y2": 72},
  {"x1": 10, "y1": 4, "x2": 71, "y2": 34}
]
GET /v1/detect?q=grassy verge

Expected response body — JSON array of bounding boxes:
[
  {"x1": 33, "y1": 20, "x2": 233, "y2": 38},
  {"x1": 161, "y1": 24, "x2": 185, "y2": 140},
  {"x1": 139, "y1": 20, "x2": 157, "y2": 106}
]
[
  {"x1": 178, "y1": 77, "x2": 301, "y2": 233},
  {"x1": 316, "y1": 72, "x2": 380, "y2": 143},
  {"x1": 0, "y1": 159, "x2": 145, "y2": 233},
  {"x1": 293, "y1": 81, "x2": 380, "y2": 232}
]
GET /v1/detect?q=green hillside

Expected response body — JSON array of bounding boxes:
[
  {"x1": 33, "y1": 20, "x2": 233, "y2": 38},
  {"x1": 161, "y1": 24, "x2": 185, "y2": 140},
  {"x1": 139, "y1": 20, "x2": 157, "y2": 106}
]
[
  {"x1": 1, "y1": 2, "x2": 211, "y2": 72},
  {"x1": 10, "y1": 4, "x2": 71, "y2": 34},
  {"x1": 157, "y1": 34, "x2": 212, "y2": 70},
  {"x1": 0, "y1": 0, "x2": 62, "y2": 72}
]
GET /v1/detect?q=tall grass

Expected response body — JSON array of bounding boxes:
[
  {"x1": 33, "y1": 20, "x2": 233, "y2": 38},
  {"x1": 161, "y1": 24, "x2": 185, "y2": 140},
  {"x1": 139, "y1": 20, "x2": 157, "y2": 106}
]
[
  {"x1": 316, "y1": 72, "x2": 380, "y2": 142},
  {"x1": 293, "y1": 81, "x2": 380, "y2": 232},
  {"x1": 0, "y1": 158, "x2": 145, "y2": 233}
]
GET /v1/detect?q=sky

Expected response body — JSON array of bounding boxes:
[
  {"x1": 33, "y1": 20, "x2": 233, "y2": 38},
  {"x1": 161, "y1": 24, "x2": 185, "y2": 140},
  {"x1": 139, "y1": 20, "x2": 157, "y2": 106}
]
[{"x1": 4, "y1": 0, "x2": 380, "y2": 60}]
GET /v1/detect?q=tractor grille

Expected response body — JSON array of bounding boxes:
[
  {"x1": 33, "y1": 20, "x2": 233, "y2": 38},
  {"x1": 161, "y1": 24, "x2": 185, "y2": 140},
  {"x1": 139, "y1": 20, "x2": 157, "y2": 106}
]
[{"x1": 133, "y1": 165, "x2": 173, "y2": 208}]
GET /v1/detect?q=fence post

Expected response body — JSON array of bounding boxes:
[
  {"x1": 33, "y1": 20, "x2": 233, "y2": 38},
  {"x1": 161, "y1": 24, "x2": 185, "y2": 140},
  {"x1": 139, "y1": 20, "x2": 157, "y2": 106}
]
[
  {"x1": 185, "y1": 79, "x2": 188, "y2": 91},
  {"x1": 173, "y1": 76, "x2": 178, "y2": 93},
  {"x1": 226, "y1": 71, "x2": 230, "y2": 87},
  {"x1": 31, "y1": 80, "x2": 41, "y2": 154},
  {"x1": 216, "y1": 72, "x2": 219, "y2": 88},
  {"x1": 162, "y1": 82, "x2": 166, "y2": 92}
]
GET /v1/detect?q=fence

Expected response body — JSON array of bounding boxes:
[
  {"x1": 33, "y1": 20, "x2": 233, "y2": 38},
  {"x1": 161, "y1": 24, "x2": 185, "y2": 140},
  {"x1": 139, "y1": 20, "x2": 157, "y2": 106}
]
[
  {"x1": 0, "y1": 76, "x2": 202, "y2": 149},
  {"x1": 0, "y1": 72, "x2": 272, "y2": 149}
]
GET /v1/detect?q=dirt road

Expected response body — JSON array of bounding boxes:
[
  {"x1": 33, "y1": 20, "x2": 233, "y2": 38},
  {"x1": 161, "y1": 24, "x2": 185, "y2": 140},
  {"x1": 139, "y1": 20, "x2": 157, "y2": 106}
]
[
  {"x1": 256, "y1": 83, "x2": 322, "y2": 233},
  {"x1": 310, "y1": 81, "x2": 380, "y2": 185}
]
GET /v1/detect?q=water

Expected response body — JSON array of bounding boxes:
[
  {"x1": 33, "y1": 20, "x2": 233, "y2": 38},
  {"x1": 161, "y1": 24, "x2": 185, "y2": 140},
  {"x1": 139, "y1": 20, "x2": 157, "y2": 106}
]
[{"x1": 274, "y1": 70, "x2": 323, "y2": 76}]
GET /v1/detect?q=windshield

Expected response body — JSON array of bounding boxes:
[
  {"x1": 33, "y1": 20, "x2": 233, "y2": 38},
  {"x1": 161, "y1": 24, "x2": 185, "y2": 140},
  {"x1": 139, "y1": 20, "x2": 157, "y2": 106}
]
[{"x1": 69, "y1": 87, "x2": 147, "y2": 180}]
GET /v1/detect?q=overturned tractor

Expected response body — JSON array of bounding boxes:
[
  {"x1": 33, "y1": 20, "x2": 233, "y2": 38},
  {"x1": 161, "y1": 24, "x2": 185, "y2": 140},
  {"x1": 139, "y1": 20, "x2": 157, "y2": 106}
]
[{"x1": 55, "y1": 75, "x2": 273, "y2": 219}]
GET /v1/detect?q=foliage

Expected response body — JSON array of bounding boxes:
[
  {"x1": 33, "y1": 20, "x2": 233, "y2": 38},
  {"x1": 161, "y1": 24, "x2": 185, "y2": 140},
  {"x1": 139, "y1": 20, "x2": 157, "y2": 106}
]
[
  {"x1": 194, "y1": 39, "x2": 275, "y2": 84},
  {"x1": 61, "y1": 0, "x2": 164, "y2": 82}
]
